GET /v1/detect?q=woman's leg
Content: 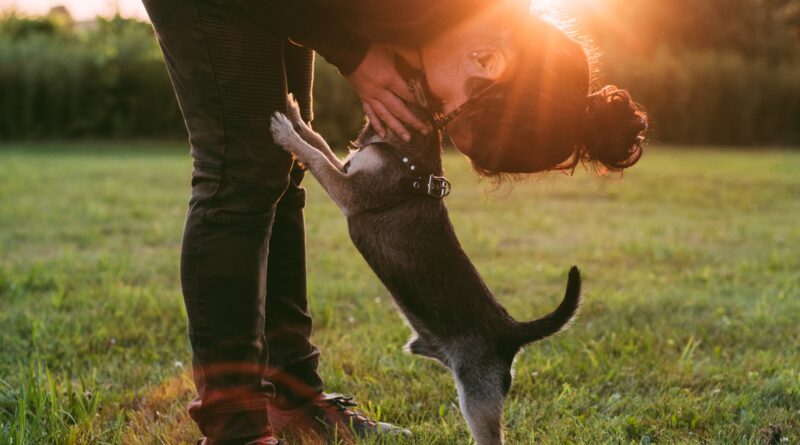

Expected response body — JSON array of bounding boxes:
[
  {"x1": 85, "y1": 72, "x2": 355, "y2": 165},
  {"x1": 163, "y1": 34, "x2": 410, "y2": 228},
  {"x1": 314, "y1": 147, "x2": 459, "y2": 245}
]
[
  {"x1": 144, "y1": 0, "x2": 292, "y2": 441},
  {"x1": 263, "y1": 43, "x2": 326, "y2": 410}
]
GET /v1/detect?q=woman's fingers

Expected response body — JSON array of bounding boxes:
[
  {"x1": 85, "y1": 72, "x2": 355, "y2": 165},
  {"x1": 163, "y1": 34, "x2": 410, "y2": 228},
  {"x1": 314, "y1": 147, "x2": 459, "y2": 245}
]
[
  {"x1": 370, "y1": 101, "x2": 411, "y2": 142},
  {"x1": 363, "y1": 102, "x2": 386, "y2": 137},
  {"x1": 381, "y1": 90, "x2": 430, "y2": 135},
  {"x1": 367, "y1": 94, "x2": 431, "y2": 141},
  {"x1": 346, "y1": 43, "x2": 430, "y2": 139}
]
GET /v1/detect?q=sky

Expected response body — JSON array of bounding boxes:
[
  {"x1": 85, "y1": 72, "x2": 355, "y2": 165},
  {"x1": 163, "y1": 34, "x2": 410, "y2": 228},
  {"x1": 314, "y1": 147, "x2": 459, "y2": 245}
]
[{"x1": 0, "y1": 0, "x2": 148, "y2": 20}]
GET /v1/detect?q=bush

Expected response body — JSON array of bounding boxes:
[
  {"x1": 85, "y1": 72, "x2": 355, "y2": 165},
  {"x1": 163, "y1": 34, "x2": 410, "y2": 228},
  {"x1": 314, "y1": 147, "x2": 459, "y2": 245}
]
[
  {"x1": 311, "y1": 60, "x2": 364, "y2": 147},
  {"x1": 0, "y1": 16, "x2": 184, "y2": 139},
  {"x1": 0, "y1": 12, "x2": 798, "y2": 147},
  {"x1": 604, "y1": 48, "x2": 800, "y2": 145},
  {"x1": 0, "y1": 14, "x2": 363, "y2": 146}
]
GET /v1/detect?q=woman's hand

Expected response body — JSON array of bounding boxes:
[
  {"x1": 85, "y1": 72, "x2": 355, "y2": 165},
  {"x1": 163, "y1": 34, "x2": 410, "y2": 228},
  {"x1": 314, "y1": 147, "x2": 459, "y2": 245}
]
[{"x1": 346, "y1": 43, "x2": 429, "y2": 141}]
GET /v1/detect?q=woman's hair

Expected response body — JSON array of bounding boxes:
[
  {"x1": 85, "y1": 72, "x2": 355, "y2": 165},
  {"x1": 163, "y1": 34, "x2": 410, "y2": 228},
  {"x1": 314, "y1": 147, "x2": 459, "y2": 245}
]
[{"x1": 459, "y1": 15, "x2": 648, "y2": 175}]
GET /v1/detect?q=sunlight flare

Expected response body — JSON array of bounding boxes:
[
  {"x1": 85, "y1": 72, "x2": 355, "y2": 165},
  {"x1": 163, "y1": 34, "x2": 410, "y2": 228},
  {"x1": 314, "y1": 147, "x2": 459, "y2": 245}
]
[{"x1": 530, "y1": 0, "x2": 563, "y2": 11}]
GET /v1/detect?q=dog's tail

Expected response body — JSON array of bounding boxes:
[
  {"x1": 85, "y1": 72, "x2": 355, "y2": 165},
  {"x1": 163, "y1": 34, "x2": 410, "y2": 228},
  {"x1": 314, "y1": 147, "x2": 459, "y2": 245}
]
[{"x1": 512, "y1": 266, "x2": 582, "y2": 348}]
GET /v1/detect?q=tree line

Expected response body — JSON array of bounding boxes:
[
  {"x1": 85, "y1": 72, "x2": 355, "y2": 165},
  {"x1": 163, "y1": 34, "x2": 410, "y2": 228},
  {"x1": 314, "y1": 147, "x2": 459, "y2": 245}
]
[
  {"x1": 0, "y1": 2, "x2": 798, "y2": 147},
  {"x1": 567, "y1": 0, "x2": 800, "y2": 145}
]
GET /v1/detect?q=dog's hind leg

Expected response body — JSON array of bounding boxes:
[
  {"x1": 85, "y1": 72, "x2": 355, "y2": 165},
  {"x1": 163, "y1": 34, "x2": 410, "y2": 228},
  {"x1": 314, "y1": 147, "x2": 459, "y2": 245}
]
[
  {"x1": 271, "y1": 113, "x2": 355, "y2": 213},
  {"x1": 453, "y1": 363, "x2": 510, "y2": 445},
  {"x1": 406, "y1": 336, "x2": 440, "y2": 361}
]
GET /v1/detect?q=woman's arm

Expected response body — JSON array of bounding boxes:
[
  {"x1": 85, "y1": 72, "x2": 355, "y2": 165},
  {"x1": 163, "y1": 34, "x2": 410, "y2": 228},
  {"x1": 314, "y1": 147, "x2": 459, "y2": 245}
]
[{"x1": 243, "y1": 0, "x2": 428, "y2": 138}]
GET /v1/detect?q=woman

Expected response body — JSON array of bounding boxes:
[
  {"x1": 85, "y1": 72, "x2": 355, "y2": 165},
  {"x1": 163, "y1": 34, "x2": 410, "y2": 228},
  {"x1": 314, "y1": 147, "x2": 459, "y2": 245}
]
[
  {"x1": 341, "y1": 1, "x2": 647, "y2": 175},
  {"x1": 142, "y1": 0, "x2": 647, "y2": 444}
]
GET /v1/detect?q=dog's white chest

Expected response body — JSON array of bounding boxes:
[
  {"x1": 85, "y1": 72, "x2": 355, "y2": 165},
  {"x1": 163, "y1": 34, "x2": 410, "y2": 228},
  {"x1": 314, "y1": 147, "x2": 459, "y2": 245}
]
[{"x1": 344, "y1": 146, "x2": 384, "y2": 174}]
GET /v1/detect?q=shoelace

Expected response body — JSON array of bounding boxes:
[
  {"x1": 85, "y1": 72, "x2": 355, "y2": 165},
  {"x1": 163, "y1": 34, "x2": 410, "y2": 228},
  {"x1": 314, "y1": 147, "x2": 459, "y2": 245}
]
[{"x1": 318, "y1": 394, "x2": 377, "y2": 427}]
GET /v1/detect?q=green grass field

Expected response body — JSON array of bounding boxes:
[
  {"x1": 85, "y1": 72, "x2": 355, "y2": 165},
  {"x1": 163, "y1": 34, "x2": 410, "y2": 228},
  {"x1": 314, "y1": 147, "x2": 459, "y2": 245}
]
[{"x1": 1, "y1": 143, "x2": 798, "y2": 445}]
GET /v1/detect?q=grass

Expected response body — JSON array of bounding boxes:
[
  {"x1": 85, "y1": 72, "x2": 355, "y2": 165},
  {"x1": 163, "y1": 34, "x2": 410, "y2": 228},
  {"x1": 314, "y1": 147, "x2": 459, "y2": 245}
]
[{"x1": 0, "y1": 142, "x2": 798, "y2": 445}]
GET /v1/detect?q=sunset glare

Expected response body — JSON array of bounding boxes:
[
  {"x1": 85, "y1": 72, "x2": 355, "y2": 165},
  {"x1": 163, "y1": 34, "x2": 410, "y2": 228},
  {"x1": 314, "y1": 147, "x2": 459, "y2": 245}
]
[
  {"x1": 531, "y1": 0, "x2": 563, "y2": 10},
  {"x1": 0, "y1": 0, "x2": 607, "y2": 22},
  {"x1": 0, "y1": 0, "x2": 147, "y2": 20}
]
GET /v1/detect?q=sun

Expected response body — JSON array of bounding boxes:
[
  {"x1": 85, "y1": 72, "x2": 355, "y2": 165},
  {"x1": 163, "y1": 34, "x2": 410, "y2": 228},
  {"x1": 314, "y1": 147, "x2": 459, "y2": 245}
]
[
  {"x1": 528, "y1": 0, "x2": 571, "y2": 20},
  {"x1": 530, "y1": 0, "x2": 612, "y2": 14},
  {"x1": 530, "y1": 0, "x2": 563, "y2": 9}
]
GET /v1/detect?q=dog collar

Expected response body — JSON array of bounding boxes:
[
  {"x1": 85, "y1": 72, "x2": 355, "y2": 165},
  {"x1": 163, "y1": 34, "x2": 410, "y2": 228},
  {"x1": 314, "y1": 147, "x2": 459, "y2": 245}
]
[
  {"x1": 403, "y1": 51, "x2": 501, "y2": 130},
  {"x1": 394, "y1": 154, "x2": 452, "y2": 198},
  {"x1": 352, "y1": 139, "x2": 452, "y2": 199}
]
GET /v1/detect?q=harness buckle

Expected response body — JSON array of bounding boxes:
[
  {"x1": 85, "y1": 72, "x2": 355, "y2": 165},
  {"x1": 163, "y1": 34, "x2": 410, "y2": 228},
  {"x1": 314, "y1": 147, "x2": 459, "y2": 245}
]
[{"x1": 427, "y1": 175, "x2": 451, "y2": 198}]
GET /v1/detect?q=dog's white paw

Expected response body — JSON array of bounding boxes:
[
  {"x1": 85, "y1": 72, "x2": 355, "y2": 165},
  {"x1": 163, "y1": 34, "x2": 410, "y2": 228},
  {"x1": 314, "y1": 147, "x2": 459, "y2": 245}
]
[{"x1": 270, "y1": 112, "x2": 300, "y2": 150}]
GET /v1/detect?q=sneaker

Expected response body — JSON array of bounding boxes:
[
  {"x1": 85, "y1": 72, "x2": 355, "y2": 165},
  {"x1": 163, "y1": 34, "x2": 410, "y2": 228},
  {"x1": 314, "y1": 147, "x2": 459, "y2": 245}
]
[{"x1": 269, "y1": 393, "x2": 411, "y2": 439}]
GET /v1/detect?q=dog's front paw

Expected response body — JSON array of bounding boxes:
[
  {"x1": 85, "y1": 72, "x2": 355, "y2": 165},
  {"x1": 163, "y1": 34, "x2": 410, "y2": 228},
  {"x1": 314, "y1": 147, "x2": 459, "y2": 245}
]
[
  {"x1": 285, "y1": 94, "x2": 306, "y2": 127},
  {"x1": 270, "y1": 112, "x2": 301, "y2": 152}
]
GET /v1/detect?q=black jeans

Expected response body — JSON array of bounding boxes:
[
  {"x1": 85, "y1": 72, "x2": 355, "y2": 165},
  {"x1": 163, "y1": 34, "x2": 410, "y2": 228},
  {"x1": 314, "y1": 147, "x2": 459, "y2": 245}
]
[{"x1": 143, "y1": 0, "x2": 323, "y2": 441}]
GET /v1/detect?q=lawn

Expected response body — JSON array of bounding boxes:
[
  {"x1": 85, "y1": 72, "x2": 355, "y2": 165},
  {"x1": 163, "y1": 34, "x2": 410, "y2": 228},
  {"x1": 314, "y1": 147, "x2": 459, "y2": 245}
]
[{"x1": 0, "y1": 143, "x2": 798, "y2": 445}]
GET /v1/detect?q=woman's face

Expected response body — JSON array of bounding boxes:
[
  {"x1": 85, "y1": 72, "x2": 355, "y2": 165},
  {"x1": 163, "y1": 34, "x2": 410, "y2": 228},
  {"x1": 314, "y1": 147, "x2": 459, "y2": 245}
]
[{"x1": 419, "y1": 10, "x2": 515, "y2": 156}]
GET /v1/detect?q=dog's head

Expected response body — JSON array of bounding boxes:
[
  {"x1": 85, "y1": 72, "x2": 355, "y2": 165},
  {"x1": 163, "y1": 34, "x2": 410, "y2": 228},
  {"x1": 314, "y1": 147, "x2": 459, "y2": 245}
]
[{"x1": 357, "y1": 102, "x2": 444, "y2": 174}]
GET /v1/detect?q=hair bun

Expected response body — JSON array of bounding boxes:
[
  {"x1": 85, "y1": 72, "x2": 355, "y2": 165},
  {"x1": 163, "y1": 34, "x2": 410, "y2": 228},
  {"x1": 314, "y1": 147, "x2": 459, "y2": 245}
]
[{"x1": 582, "y1": 85, "x2": 648, "y2": 171}]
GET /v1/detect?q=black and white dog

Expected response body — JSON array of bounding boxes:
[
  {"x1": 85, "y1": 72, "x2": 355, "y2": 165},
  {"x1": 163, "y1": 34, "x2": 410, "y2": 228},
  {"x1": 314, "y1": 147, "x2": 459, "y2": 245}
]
[{"x1": 270, "y1": 96, "x2": 581, "y2": 445}]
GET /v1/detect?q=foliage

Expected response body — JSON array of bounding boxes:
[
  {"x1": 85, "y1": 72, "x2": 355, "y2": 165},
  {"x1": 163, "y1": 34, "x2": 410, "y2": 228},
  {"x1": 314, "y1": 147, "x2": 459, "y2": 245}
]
[
  {"x1": 0, "y1": 15, "x2": 182, "y2": 139},
  {"x1": 311, "y1": 59, "x2": 365, "y2": 148},
  {"x1": 0, "y1": 1, "x2": 799, "y2": 145},
  {"x1": 0, "y1": 12, "x2": 362, "y2": 146},
  {"x1": 1, "y1": 144, "x2": 798, "y2": 443},
  {"x1": 566, "y1": 0, "x2": 800, "y2": 60},
  {"x1": 559, "y1": 0, "x2": 800, "y2": 146},
  {"x1": 604, "y1": 48, "x2": 800, "y2": 145}
]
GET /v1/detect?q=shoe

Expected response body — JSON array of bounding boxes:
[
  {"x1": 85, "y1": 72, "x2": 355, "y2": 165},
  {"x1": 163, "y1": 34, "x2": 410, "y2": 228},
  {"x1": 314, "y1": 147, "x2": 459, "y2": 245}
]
[
  {"x1": 196, "y1": 436, "x2": 284, "y2": 445},
  {"x1": 269, "y1": 393, "x2": 412, "y2": 439}
]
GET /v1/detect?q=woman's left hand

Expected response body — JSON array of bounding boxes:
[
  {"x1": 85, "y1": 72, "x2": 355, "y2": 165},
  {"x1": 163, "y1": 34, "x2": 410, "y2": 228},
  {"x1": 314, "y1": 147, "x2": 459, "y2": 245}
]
[{"x1": 347, "y1": 43, "x2": 430, "y2": 141}]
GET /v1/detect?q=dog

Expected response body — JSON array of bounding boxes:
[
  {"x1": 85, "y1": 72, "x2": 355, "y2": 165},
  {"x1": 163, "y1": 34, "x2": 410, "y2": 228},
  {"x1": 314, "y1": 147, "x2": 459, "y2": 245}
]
[{"x1": 270, "y1": 96, "x2": 581, "y2": 445}]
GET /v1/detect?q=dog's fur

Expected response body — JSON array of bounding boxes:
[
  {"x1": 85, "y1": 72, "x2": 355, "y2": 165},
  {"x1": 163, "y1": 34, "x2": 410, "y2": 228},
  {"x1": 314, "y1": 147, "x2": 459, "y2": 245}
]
[{"x1": 270, "y1": 97, "x2": 581, "y2": 445}]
